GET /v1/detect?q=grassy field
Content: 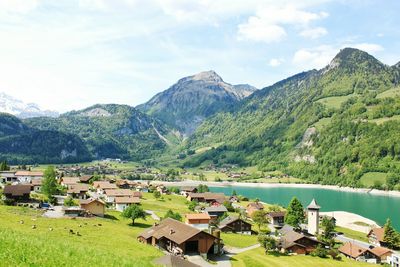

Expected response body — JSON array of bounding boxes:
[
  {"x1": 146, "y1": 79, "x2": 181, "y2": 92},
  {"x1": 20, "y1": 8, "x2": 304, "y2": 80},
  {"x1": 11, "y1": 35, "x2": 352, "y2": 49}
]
[
  {"x1": 313, "y1": 117, "x2": 332, "y2": 130},
  {"x1": 316, "y1": 94, "x2": 356, "y2": 109},
  {"x1": 0, "y1": 206, "x2": 162, "y2": 267},
  {"x1": 335, "y1": 226, "x2": 369, "y2": 243},
  {"x1": 221, "y1": 233, "x2": 258, "y2": 248},
  {"x1": 230, "y1": 247, "x2": 369, "y2": 267},
  {"x1": 140, "y1": 192, "x2": 191, "y2": 217},
  {"x1": 369, "y1": 115, "x2": 400, "y2": 125},
  {"x1": 359, "y1": 172, "x2": 388, "y2": 187},
  {"x1": 377, "y1": 87, "x2": 400, "y2": 99}
]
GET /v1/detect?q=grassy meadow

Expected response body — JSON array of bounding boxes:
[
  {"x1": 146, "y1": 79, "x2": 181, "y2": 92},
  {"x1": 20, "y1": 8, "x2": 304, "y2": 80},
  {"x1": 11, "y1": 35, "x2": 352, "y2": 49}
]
[
  {"x1": 0, "y1": 205, "x2": 162, "y2": 267},
  {"x1": 221, "y1": 233, "x2": 258, "y2": 248},
  {"x1": 359, "y1": 172, "x2": 388, "y2": 187},
  {"x1": 230, "y1": 247, "x2": 370, "y2": 267},
  {"x1": 316, "y1": 94, "x2": 356, "y2": 109}
]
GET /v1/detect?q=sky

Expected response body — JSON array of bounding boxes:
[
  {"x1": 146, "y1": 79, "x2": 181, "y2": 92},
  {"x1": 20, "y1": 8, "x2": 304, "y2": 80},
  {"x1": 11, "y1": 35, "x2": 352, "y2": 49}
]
[{"x1": 0, "y1": 0, "x2": 399, "y2": 112}]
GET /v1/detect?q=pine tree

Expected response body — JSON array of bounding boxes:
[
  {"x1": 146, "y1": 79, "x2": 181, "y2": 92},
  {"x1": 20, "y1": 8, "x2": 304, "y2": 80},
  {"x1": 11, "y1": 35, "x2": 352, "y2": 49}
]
[
  {"x1": 284, "y1": 197, "x2": 305, "y2": 229},
  {"x1": 383, "y1": 218, "x2": 399, "y2": 249}
]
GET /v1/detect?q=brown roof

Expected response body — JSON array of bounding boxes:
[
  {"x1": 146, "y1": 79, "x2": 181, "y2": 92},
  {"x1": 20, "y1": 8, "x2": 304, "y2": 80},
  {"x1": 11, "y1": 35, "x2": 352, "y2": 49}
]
[
  {"x1": 180, "y1": 186, "x2": 197, "y2": 192},
  {"x1": 153, "y1": 255, "x2": 200, "y2": 267},
  {"x1": 115, "y1": 196, "x2": 140, "y2": 204},
  {"x1": 79, "y1": 175, "x2": 93, "y2": 182},
  {"x1": 3, "y1": 184, "x2": 31, "y2": 196},
  {"x1": 185, "y1": 213, "x2": 211, "y2": 220},
  {"x1": 219, "y1": 216, "x2": 250, "y2": 227},
  {"x1": 93, "y1": 181, "x2": 117, "y2": 190},
  {"x1": 80, "y1": 198, "x2": 105, "y2": 206},
  {"x1": 268, "y1": 211, "x2": 286, "y2": 218},
  {"x1": 338, "y1": 242, "x2": 367, "y2": 258},
  {"x1": 15, "y1": 171, "x2": 43, "y2": 177},
  {"x1": 31, "y1": 179, "x2": 42, "y2": 186},
  {"x1": 138, "y1": 218, "x2": 217, "y2": 245},
  {"x1": 370, "y1": 246, "x2": 392, "y2": 257},
  {"x1": 368, "y1": 228, "x2": 385, "y2": 242},
  {"x1": 61, "y1": 177, "x2": 80, "y2": 185},
  {"x1": 189, "y1": 192, "x2": 226, "y2": 200},
  {"x1": 67, "y1": 184, "x2": 90, "y2": 194},
  {"x1": 281, "y1": 230, "x2": 321, "y2": 249},
  {"x1": 104, "y1": 189, "x2": 135, "y2": 197},
  {"x1": 247, "y1": 202, "x2": 264, "y2": 210}
]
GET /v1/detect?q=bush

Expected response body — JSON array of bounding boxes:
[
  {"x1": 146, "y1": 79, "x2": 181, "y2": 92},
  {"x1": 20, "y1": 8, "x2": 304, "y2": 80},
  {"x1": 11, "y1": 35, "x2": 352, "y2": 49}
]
[{"x1": 311, "y1": 245, "x2": 328, "y2": 258}]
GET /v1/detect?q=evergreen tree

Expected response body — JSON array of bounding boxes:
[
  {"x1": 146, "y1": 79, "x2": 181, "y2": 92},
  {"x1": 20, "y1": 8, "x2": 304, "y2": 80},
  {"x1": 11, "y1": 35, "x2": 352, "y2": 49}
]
[
  {"x1": 0, "y1": 161, "x2": 10, "y2": 171},
  {"x1": 163, "y1": 209, "x2": 182, "y2": 221},
  {"x1": 383, "y1": 218, "x2": 399, "y2": 249},
  {"x1": 41, "y1": 166, "x2": 58, "y2": 198},
  {"x1": 285, "y1": 197, "x2": 305, "y2": 228}
]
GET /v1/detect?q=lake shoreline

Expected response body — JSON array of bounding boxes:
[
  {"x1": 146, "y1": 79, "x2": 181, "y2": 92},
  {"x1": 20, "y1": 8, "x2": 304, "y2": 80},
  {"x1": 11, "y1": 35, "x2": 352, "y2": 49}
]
[{"x1": 150, "y1": 180, "x2": 400, "y2": 198}]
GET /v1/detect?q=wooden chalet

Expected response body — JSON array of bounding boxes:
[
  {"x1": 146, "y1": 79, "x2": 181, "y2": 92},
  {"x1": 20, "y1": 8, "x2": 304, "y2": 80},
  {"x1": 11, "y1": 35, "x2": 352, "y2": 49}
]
[
  {"x1": 80, "y1": 198, "x2": 106, "y2": 217},
  {"x1": 368, "y1": 227, "x2": 386, "y2": 247},
  {"x1": 138, "y1": 218, "x2": 220, "y2": 258},
  {"x1": 218, "y1": 216, "x2": 252, "y2": 234},
  {"x1": 246, "y1": 202, "x2": 264, "y2": 217},
  {"x1": 3, "y1": 184, "x2": 31, "y2": 201},
  {"x1": 278, "y1": 230, "x2": 323, "y2": 255}
]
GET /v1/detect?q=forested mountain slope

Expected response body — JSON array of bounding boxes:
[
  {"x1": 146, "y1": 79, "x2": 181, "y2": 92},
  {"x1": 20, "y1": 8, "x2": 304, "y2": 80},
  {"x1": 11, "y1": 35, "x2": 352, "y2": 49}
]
[
  {"x1": 184, "y1": 48, "x2": 400, "y2": 187},
  {"x1": 25, "y1": 104, "x2": 172, "y2": 160},
  {"x1": 0, "y1": 113, "x2": 91, "y2": 164}
]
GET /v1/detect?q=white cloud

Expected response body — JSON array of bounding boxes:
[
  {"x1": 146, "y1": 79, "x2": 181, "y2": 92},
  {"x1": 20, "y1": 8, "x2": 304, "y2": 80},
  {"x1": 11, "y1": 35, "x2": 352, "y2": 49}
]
[
  {"x1": 269, "y1": 58, "x2": 284, "y2": 67},
  {"x1": 349, "y1": 43, "x2": 384, "y2": 54},
  {"x1": 292, "y1": 43, "x2": 385, "y2": 70},
  {"x1": 0, "y1": 0, "x2": 38, "y2": 14},
  {"x1": 237, "y1": 5, "x2": 328, "y2": 43},
  {"x1": 299, "y1": 27, "x2": 327, "y2": 39}
]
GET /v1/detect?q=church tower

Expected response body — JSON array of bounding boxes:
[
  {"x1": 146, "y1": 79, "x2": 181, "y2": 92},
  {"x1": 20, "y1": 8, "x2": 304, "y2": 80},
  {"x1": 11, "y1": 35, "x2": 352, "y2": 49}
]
[{"x1": 307, "y1": 198, "x2": 320, "y2": 235}]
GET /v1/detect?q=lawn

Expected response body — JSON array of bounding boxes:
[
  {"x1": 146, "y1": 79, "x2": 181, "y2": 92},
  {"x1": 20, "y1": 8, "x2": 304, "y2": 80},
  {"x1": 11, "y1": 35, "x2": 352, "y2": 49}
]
[
  {"x1": 230, "y1": 247, "x2": 370, "y2": 267},
  {"x1": 359, "y1": 172, "x2": 388, "y2": 187},
  {"x1": 335, "y1": 226, "x2": 369, "y2": 243},
  {"x1": 316, "y1": 94, "x2": 356, "y2": 109},
  {"x1": 376, "y1": 87, "x2": 400, "y2": 99},
  {"x1": 140, "y1": 192, "x2": 191, "y2": 217},
  {"x1": 0, "y1": 205, "x2": 162, "y2": 267},
  {"x1": 221, "y1": 233, "x2": 258, "y2": 248}
]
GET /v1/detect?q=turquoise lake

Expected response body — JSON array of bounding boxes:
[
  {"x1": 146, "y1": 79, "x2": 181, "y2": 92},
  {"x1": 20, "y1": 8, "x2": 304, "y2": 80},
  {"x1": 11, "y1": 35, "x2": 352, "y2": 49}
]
[{"x1": 209, "y1": 186, "x2": 400, "y2": 230}]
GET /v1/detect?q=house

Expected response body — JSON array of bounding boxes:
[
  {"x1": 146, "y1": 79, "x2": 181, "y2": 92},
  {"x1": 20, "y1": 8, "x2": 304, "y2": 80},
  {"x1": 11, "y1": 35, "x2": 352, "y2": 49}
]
[
  {"x1": 203, "y1": 206, "x2": 228, "y2": 221},
  {"x1": 180, "y1": 186, "x2": 198, "y2": 196},
  {"x1": 187, "y1": 192, "x2": 226, "y2": 204},
  {"x1": 30, "y1": 179, "x2": 42, "y2": 192},
  {"x1": 339, "y1": 242, "x2": 379, "y2": 263},
  {"x1": 389, "y1": 253, "x2": 400, "y2": 267},
  {"x1": 279, "y1": 230, "x2": 323, "y2": 255},
  {"x1": 267, "y1": 211, "x2": 286, "y2": 228},
  {"x1": 60, "y1": 177, "x2": 80, "y2": 187},
  {"x1": 218, "y1": 216, "x2": 252, "y2": 234},
  {"x1": 14, "y1": 171, "x2": 43, "y2": 183},
  {"x1": 185, "y1": 213, "x2": 211, "y2": 230},
  {"x1": 0, "y1": 171, "x2": 17, "y2": 184},
  {"x1": 138, "y1": 218, "x2": 220, "y2": 258},
  {"x1": 80, "y1": 198, "x2": 105, "y2": 217},
  {"x1": 3, "y1": 184, "x2": 31, "y2": 201},
  {"x1": 368, "y1": 227, "x2": 386, "y2": 247},
  {"x1": 93, "y1": 181, "x2": 117, "y2": 194},
  {"x1": 67, "y1": 184, "x2": 90, "y2": 200},
  {"x1": 153, "y1": 255, "x2": 200, "y2": 267},
  {"x1": 370, "y1": 246, "x2": 393, "y2": 263},
  {"x1": 229, "y1": 195, "x2": 239, "y2": 203},
  {"x1": 115, "y1": 196, "x2": 140, "y2": 212},
  {"x1": 79, "y1": 175, "x2": 93, "y2": 183},
  {"x1": 116, "y1": 179, "x2": 136, "y2": 189},
  {"x1": 104, "y1": 189, "x2": 135, "y2": 203},
  {"x1": 246, "y1": 202, "x2": 264, "y2": 217}
]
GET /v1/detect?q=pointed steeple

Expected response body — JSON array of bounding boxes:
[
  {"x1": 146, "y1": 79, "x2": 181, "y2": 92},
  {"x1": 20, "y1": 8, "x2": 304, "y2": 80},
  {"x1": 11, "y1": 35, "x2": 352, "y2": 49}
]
[{"x1": 307, "y1": 198, "x2": 320, "y2": 210}]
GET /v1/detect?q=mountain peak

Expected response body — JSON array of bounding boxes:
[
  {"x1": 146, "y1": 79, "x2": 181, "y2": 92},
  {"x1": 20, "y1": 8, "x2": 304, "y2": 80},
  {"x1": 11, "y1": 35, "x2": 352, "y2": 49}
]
[
  {"x1": 325, "y1": 47, "x2": 385, "y2": 73},
  {"x1": 192, "y1": 70, "x2": 223, "y2": 83}
]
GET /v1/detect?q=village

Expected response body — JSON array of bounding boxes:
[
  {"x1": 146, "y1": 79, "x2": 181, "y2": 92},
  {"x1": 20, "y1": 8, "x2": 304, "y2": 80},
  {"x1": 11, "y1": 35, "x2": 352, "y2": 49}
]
[{"x1": 1, "y1": 165, "x2": 400, "y2": 267}]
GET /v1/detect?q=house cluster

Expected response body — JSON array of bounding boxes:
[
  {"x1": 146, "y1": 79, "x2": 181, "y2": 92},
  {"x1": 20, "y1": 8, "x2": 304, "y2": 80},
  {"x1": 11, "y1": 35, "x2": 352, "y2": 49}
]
[{"x1": 0, "y1": 170, "x2": 44, "y2": 202}]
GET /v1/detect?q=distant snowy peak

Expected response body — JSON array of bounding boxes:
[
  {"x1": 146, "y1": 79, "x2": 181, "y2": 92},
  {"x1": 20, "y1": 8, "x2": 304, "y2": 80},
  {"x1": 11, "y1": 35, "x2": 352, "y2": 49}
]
[{"x1": 0, "y1": 92, "x2": 59, "y2": 118}]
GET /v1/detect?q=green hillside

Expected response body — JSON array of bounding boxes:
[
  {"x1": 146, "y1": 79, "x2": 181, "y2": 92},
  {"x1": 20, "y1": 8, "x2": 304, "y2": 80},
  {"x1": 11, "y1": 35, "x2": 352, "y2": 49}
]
[{"x1": 183, "y1": 48, "x2": 400, "y2": 187}]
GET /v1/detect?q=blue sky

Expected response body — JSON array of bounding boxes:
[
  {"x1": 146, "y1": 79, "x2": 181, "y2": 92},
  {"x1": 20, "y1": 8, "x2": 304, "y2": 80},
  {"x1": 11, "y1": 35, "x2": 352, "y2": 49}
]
[{"x1": 0, "y1": 0, "x2": 399, "y2": 112}]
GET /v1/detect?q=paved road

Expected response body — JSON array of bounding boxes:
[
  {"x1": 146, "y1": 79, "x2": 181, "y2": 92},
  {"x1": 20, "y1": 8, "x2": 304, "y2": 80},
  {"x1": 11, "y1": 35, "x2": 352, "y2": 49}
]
[
  {"x1": 224, "y1": 243, "x2": 260, "y2": 254},
  {"x1": 335, "y1": 234, "x2": 371, "y2": 249},
  {"x1": 145, "y1": 210, "x2": 160, "y2": 221},
  {"x1": 187, "y1": 254, "x2": 232, "y2": 267},
  {"x1": 43, "y1": 206, "x2": 64, "y2": 218}
]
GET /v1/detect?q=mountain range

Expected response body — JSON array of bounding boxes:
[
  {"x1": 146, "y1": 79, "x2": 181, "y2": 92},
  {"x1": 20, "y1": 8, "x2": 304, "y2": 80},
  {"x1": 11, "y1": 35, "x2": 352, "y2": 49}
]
[
  {"x1": 0, "y1": 92, "x2": 59, "y2": 119},
  {"x1": 2, "y1": 47, "x2": 400, "y2": 187}
]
